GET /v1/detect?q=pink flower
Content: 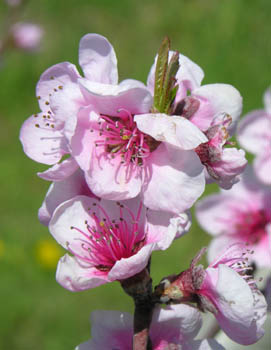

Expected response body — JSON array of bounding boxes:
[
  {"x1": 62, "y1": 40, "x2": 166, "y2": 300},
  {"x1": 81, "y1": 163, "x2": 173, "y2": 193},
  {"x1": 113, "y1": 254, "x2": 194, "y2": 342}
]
[
  {"x1": 11, "y1": 23, "x2": 43, "y2": 51},
  {"x1": 49, "y1": 195, "x2": 191, "y2": 291},
  {"x1": 160, "y1": 244, "x2": 267, "y2": 345},
  {"x1": 73, "y1": 105, "x2": 207, "y2": 213},
  {"x1": 67, "y1": 36, "x2": 208, "y2": 214},
  {"x1": 76, "y1": 305, "x2": 225, "y2": 350},
  {"x1": 196, "y1": 165, "x2": 271, "y2": 267},
  {"x1": 20, "y1": 33, "x2": 151, "y2": 182},
  {"x1": 195, "y1": 113, "x2": 247, "y2": 189},
  {"x1": 238, "y1": 87, "x2": 271, "y2": 185}
]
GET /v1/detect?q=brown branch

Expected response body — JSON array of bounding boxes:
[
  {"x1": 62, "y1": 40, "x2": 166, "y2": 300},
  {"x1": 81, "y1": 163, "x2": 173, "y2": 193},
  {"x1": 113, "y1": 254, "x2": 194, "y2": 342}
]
[{"x1": 120, "y1": 267, "x2": 154, "y2": 350}]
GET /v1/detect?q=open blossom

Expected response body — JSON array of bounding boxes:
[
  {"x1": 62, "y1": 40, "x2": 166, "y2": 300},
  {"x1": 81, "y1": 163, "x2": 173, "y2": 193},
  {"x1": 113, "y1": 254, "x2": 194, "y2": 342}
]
[
  {"x1": 49, "y1": 195, "x2": 191, "y2": 291},
  {"x1": 157, "y1": 244, "x2": 267, "y2": 345},
  {"x1": 11, "y1": 23, "x2": 43, "y2": 51},
  {"x1": 238, "y1": 87, "x2": 271, "y2": 185},
  {"x1": 69, "y1": 37, "x2": 208, "y2": 214},
  {"x1": 136, "y1": 49, "x2": 245, "y2": 190},
  {"x1": 196, "y1": 165, "x2": 271, "y2": 267},
  {"x1": 20, "y1": 33, "x2": 205, "y2": 213},
  {"x1": 76, "y1": 305, "x2": 225, "y2": 350}
]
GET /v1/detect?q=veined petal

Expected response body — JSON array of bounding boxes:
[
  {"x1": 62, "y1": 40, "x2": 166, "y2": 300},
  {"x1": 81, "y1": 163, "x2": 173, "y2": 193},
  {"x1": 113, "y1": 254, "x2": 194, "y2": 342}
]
[
  {"x1": 36, "y1": 62, "x2": 80, "y2": 112},
  {"x1": 212, "y1": 265, "x2": 267, "y2": 345},
  {"x1": 49, "y1": 195, "x2": 99, "y2": 251},
  {"x1": 56, "y1": 254, "x2": 109, "y2": 292},
  {"x1": 191, "y1": 84, "x2": 243, "y2": 133},
  {"x1": 142, "y1": 144, "x2": 205, "y2": 213},
  {"x1": 79, "y1": 33, "x2": 118, "y2": 84},
  {"x1": 79, "y1": 78, "x2": 153, "y2": 116},
  {"x1": 20, "y1": 113, "x2": 67, "y2": 165},
  {"x1": 85, "y1": 149, "x2": 143, "y2": 200},
  {"x1": 37, "y1": 157, "x2": 78, "y2": 181},
  {"x1": 134, "y1": 114, "x2": 207, "y2": 150}
]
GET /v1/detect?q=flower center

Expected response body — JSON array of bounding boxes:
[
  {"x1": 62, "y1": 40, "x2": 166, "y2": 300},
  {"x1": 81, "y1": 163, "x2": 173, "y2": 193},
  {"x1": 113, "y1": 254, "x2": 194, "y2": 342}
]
[
  {"x1": 234, "y1": 209, "x2": 270, "y2": 244},
  {"x1": 67, "y1": 202, "x2": 146, "y2": 271},
  {"x1": 94, "y1": 110, "x2": 160, "y2": 167}
]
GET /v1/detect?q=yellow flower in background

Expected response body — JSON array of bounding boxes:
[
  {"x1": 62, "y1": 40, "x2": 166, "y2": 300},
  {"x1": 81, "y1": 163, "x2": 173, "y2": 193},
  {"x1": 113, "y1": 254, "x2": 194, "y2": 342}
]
[
  {"x1": 36, "y1": 238, "x2": 62, "y2": 269},
  {"x1": 0, "y1": 240, "x2": 4, "y2": 258}
]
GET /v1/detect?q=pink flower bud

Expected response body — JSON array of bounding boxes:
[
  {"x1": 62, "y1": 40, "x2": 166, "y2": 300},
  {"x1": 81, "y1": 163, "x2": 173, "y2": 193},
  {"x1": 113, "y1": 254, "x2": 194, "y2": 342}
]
[{"x1": 11, "y1": 22, "x2": 43, "y2": 51}]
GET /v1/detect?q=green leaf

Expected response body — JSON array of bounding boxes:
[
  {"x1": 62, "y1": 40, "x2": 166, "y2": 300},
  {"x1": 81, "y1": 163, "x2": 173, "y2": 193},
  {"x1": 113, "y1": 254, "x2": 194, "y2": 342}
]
[
  {"x1": 160, "y1": 51, "x2": 180, "y2": 113},
  {"x1": 153, "y1": 37, "x2": 170, "y2": 111}
]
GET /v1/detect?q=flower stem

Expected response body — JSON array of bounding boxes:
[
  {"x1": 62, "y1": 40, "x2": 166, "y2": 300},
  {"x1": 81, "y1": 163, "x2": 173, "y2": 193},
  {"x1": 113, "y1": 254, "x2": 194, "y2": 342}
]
[{"x1": 120, "y1": 266, "x2": 154, "y2": 350}]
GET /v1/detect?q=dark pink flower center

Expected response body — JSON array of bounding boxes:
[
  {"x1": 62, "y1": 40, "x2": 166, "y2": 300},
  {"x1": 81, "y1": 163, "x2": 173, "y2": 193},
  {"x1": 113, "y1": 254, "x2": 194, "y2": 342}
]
[
  {"x1": 94, "y1": 110, "x2": 160, "y2": 168},
  {"x1": 234, "y1": 209, "x2": 270, "y2": 244},
  {"x1": 67, "y1": 202, "x2": 146, "y2": 271}
]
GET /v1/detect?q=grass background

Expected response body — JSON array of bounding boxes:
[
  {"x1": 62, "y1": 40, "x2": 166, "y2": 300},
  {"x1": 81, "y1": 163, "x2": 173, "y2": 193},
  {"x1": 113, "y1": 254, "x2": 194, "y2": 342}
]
[{"x1": 0, "y1": 0, "x2": 270, "y2": 349}]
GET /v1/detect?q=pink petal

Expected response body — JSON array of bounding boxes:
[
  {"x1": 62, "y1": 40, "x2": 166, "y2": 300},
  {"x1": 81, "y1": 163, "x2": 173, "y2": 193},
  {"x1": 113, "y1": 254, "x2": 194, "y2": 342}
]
[
  {"x1": 191, "y1": 84, "x2": 242, "y2": 133},
  {"x1": 49, "y1": 81, "x2": 86, "y2": 122},
  {"x1": 237, "y1": 110, "x2": 270, "y2": 154},
  {"x1": 37, "y1": 157, "x2": 78, "y2": 181},
  {"x1": 89, "y1": 310, "x2": 132, "y2": 349},
  {"x1": 108, "y1": 243, "x2": 155, "y2": 280},
  {"x1": 49, "y1": 195, "x2": 99, "y2": 251},
  {"x1": 36, "y1": 62, "x2": 80, "y2": 112},
  {"x1": 151, "y1": 304, "x2": 202, "y2": 344},
  {"x1": 19, "y1": 113, "x2": 67, "y2": 165},
  {"x1": 196, "y1": 193, "x2": 245, "y2": 236},
  {"x1": 134, "y1": 114, "x2": 207, "y2": 150},
  {"x1": 211, "y1": 148, "x2": 247, "y2": 189},
  {"x1": 56, "y1": 254, "x2": 109, "y2": 291},
  {"x1": 184, "y1": 339, "x2": 225, "y2": 350},
  {"x1": 79, "y1": 33, "x2": 118, "y2": 84},
  {"x1": 254, "y1": 150, "x2": 271, "y2": 185},
  {"x1": 209, "y1": 265, "x2": 267, "y2": 345},
  {"x1": 38, "y1": 169, "x2": 94, "y2": 226},
  {"x1": 142, "y1": 144, "x2": 205, "y2": 213},
  {"x1": 146, "y1": 210, "x2": 191, "y2": 249},
  {"x1": 85, "y1": 148, "x2": 143, "y2": 201},
  {"x1": 79, "y1": 78, "x2": 153, "y2": 116}
]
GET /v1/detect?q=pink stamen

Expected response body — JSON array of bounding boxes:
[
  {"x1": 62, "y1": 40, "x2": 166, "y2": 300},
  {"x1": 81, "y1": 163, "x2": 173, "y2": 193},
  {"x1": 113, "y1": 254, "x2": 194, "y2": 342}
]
[{"x1": 66, "y1": 202, "x2": 146, "y2": 270}]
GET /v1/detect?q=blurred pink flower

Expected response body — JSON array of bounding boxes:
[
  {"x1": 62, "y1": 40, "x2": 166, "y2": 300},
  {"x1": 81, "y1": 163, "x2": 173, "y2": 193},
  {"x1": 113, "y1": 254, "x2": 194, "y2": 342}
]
[
  {"x1": 5, "y1": 0, "x2": 21, "y2": 6},
  {"x1": 196, "y1": 165, "x2": 271, "y2": 267},
  {"x1": 163, "y1": 244, "x2": 267, "y2": 345},
  {"x1": 11, "y1": 22, "x2": 43, "y2": 51},
  {"x1": 76, "y1": 305, "x2": 224, "y2": 350},
  {"x1": 238, "y1": 87, "x2": 271, "y2": 185},
  {"x1": 49, "y1": 195, "x2": 190, "y2": 291}
]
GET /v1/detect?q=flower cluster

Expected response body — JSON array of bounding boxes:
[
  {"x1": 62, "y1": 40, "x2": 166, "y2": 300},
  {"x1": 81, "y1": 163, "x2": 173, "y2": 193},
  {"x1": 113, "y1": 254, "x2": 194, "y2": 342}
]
[{"x1": 20, "y1": 34, "x2": 268, "y2": 349}]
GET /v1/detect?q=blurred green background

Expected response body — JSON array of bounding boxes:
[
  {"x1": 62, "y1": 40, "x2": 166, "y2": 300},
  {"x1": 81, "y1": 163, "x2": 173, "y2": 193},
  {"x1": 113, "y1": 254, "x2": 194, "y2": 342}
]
[{"x1": 0, "y1": 0, "x2": 270, "y2": 349}]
